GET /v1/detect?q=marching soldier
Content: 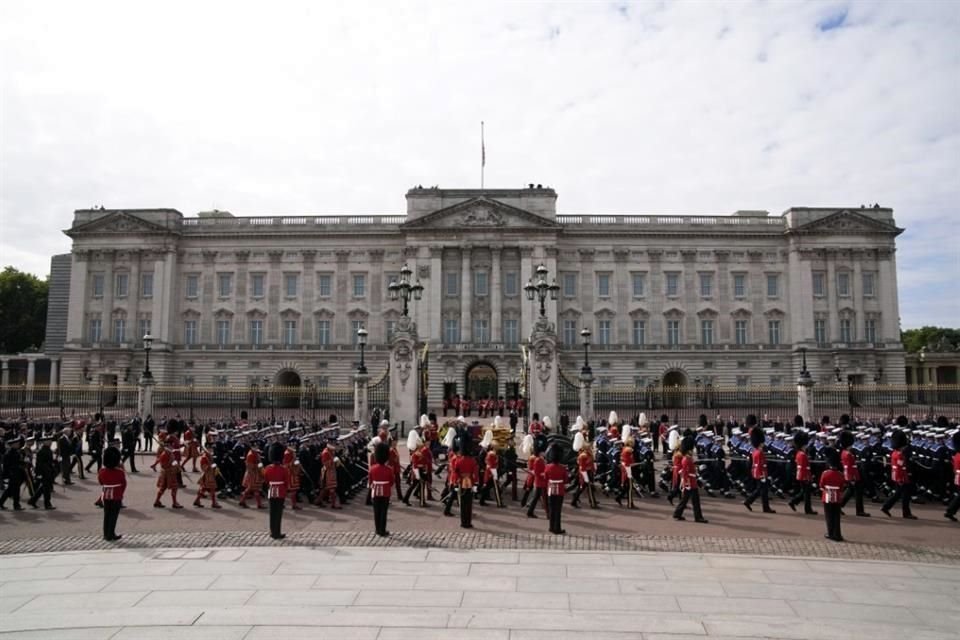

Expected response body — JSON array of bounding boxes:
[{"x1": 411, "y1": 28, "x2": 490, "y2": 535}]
[
  {"x1": 317, "y1": 439, "x2": 341, "y2": 508},
  {"x1": 571, "y1": 431, "x2": 598, "y2": 509},
  {"x1": 617, "y1": 433, "x2": 637, "y2": 509},
  {"x1": 479, "y1": 432, "x2": 503, "y2": 508},
  {"x1": 98, "y1": 446, "x2": 126, "y2": 541},
  {"x1": 672, "y1": 435, "x2": 708, "y2": 523},
  {"x1": 283, "y1": 447, "x2": 303, "y2": 510},
  {"x1": 182, "y1": 428, "x2": 200, "y2": 472},
  {"x1": 945, "y1": 430, "x2": 960, "y2": 522},
  {"x1": 882, "y1": 429, "x2": 917, "y2": 519},
  {"x1": 839, "y1": 430, "x2": 870, "y2": 517},
  {"x1": 194, "y1": 446, "x2": 221, "y2": 508},
  {"x1": 0, "y1": 437, "x2": 25, "y2": 510},
  {"x1": 58, "y1": 427, "x2": 74, "y2": 485},
  {"x1": 451, "y1": 433, "x2": 479, "y2": 529},
  {"x1": 263, "y1": 443, "x2": 291, "y2": 540},
  {"x1": 819, "y1": 447, "x2": 846, "y2": 542},
  {"x1": 120, "y1": 421, "x2": 138, "y2": 472},
  {"x1": 404, "y1": 432, "x2": 429, "y2": 508},
  {"x1": 744, "y1": 425, "x2": 775, "y2": 513},
  {"x1": 544, "y1": 445, "x2": 568, "y2": 534},
  {"x1": 788, "y1": 431, "x2": 817, "y2": 515},
  {"x1": 525, "y1": 440, "x2": 548, "y2": 518},
  {"x1": 153, "y1": 440, "x2": 183, "y2": 509},
  {"x1": 28, "y1": 438, "x2": 56, "y2": 510},
  {"x1": 239, "y1": 445, "x2": 265, "y2": 509},
  {"x1": 369, "y1": 442, "x2": 393, "y2": 536}
]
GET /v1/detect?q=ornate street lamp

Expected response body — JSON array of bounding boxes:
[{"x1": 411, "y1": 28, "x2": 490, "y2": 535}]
[
  {"x1": 142, "y1": 332, "x2": 153, "y2": 380},
  {"x1": 388, "y1": 264, "x2": 424, "y2": 317},
  {"x1": 524, "y1": 263, "x2": 560, "y2": 318},
  {"x1": 580, "y1": 327, "x2": 592, "y2": 376},
  {"x1": 357, "y1": 327, "x2": 368, "y2": 374}
]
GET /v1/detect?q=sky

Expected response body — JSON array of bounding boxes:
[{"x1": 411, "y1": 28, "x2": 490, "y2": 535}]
[{"x1": 1, "y1": 0, "x2": 958, "y2": 329}]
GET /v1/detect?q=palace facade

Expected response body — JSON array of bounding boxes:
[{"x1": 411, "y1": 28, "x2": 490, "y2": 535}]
[{"x1": 49, "y1": 186, "x2": 907, "y2": 405}]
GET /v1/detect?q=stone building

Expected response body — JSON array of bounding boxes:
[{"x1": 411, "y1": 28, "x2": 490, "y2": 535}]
[{"x1": 50, "y1": 186, "x2": 907, "y2": 407}]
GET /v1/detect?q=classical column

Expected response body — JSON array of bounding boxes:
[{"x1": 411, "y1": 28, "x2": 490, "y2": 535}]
[
  {"x1": 461, "y1": 247, "x2": 472, "y2": 343},
  {"x1": 138, "y1": 374, "x2": 155, "y2": 419},
  {"x1": 429, "y1": 247, "x2": 443, "y2": 341},
  {"x1": 129, "y1": 249, "x2": 141, "y2": 340},
  {"x1": 354, "y1": 373, "x2": 370, "y2": 426},
  {"x1": 520, "y1": 247, "x2": 535, "y2": 338},
  {"x1": 491, "y1": 247, "x2": 502, "y2": 343},
  {"x1": 335, "y1": 250, "x2": 351, "y2": 343},
  {"x1": 234, "y1": 251, "x2": 250, "y2": 343},
  {"x1": 66, "y1": 250, "x2": 89, "y2": 345},
  {"x1": 300, "y1": 250, "x2": 315, "y2": 343},
  {"x1": 102, "y1": 251, "x2": 115, "y2": 341},
  {"x1": 528, "y1": 318, "x2": 558, "y2": 424},
  {"x1": 826, "y1": 250, "x2": 839, "y2": 344},
  {"x1": 50, "y1": 358, "x2": 59, "y2": 389},
  {"x1": 852, "y1": 252, "x2": 864, "y2": 341},
  {"x1": 877, "y1": 249, "x2": 898, "y2": 343},
  {"x1": 26, "y1": 357, "x2": 36, "y2": 402},
  {"x1": 152, "y1": 249, "x2": 179, "y2": 346}
]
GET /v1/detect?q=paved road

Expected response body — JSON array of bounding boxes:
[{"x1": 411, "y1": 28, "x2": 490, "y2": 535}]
[{"x1": 0, "y1": 546, "x2": 958, "y2": 639}]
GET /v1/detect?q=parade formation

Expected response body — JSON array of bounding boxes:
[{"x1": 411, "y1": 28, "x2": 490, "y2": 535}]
[{"x1": 0, "y1": 407, "x2": 958, "y2": 545}]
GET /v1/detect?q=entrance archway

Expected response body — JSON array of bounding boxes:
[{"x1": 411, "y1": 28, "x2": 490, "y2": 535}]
[
  {"x1": 275, "y1": 370, "x2": 302, "y2": 408},
  {"x1": 465, "y1": 362, "x2": 498, "y2": 400},
  {"x1": 662, "y1": 370, "x2": 687, "y2": 408}
]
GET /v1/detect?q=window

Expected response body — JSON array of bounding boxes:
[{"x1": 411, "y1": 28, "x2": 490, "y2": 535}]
[
  {"x1": 768, "y1": 319, "x2": 781, "y2": 345},
  {"x1": 597, "y1": 320, "x2": 611, "y2": 345},
  {"x1": 504, "y1": 318, "x2": 519, "y2": 345},
  {"x1": 733, "y1": 273, "x2": 746, "y2": 298},
  {"x1": 562, "y1": 319, "x2": 577, "y2": 346},
  {"x1": 474, "y1": 271, "x2": 489, "y2": 297},
  {"x1": 445, "y1": 272, "x2": 459, "y2": 296},
  {"x1": 736, "y1": 376, "x2": 749, "y2": 388},
  {"x1": 216, "y1": 320, "x2": 231, "y2": 345},
  {"x1": 352, "y1": 274, "x2": 366, "y2": 297},
  {"x1": 113, "y1": 317, "x2": 125, "y2": 342},
  {"x1": 317, "y1": 274, "x2": 331, "y2": 298},
  {"x1": 317, "y1": 320, "x2": 331, "y2": 345},
  {"x1": 666, "y1": 273, "x2": 679, "y2": 297},
  {"x1": 250, "y1": 274, "x2": 264, "y2": 298},
  {"x1": 385, "y1": 320, "x2": 397, "y2": 342},
  {"x1": 114, "y1": 273, "x2": 128, "y2": 298},
  {"x1": 815, "y1": 319, "x2": 827, "y2": 345},
  {"x1": 562, "y1": 273, "x2": 577, "y2": 297},
  {"x1": 812, "y1": 271, "x2": 825, "y2": 297},
  {"x1": 770, "y1": 376, "x2": 782, "y2": 387},
  {"x1": 837, "y1": 272, "x2": 850, "y2": 297},
  {"x1": 840, "y1": 318, "x2": 852, "y2": 343},
  {"x1": 701, "y1": 319, "x2": 714, "y2": 345},
  {"x1": 699, "y1": 273, "x2": 713, "y2": 298},
  {"x1": 632, "y1": 273, "x2": 646, "y2": 298},
  {"x1": 864, "y1": 318, "x2": 877, "y2": 343},
  {"x1": 88, "y1": 318, "x2": 102, "y2": 342},
  {"x1": 284, "y1": 274, "x2": 298, "y2": 298},
  {"x1": 351, "y1": 320, "x2": 365, "y2": 344},
  {"x1": 735, "y1": 319, "x2": 749, "y2": 345},
  {"x1": 504, "y1": 272, "x2": 518, "y2": 297},
  {"x1": 138, "y1": 318, "x2": 151, "y2": 341},
  {"x1": 283, "y1": 320, "x2": 297, "y2": 345},
  {"x1": 214, "y1": 375, "x2": 228, "y2": 387},
  {"x1": 597, "y1": 273, "x2": 611, "y2": 297},
  {"x1": 632, "y1": 320, "x2": 646, "y2": 346},
  {"x1": 766, "y1": 274, "x2": 779, "y2": 298},
  {"x1": 473, "y1": 319, "x2": 489, "y2": 344},
  {"x1": 184, "y1": 320, "x2": 197, "y2": 345},
  {"x1": 249, "y1": 319, "x2": 263, "y2": 345},
  {"x1": 863, "y1": 272, "x2": 876, "y2": 297},
  {"x1": 185, "y1": 275, "x2": 199, "y2": 299},
  {"x1": 141, "y1": 273, "x2": 154, "y2": 298},
  {"x1": 666, "y1": 319, "x2": 680, "y2": 346},
  {"x1": 737, "y1": 361, "x2": 748, "y2": 369},
  {"x1": 217, "y1": 273, "x2": 232, "y2": 298},
  {"x1": 92, "y1": 273, "x2": 105, "y2": 298},
  {"x1": 443, "y1": 319, "x2": 460, "y2": 344}
]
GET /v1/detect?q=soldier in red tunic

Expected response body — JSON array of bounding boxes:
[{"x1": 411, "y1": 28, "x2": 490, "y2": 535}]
[
  {"x1": 525, "y1": 441, "x2": 548, "y2": 518},
  {"x1": 944, "y1": 431, "x2": 960, "y2": 522},
  {"x1": 528, "y1": 412, "x2": 543, "y2": 436},
  {"x1": 450, "y1": 434, "x2": 479, "y2": 529},
  {"x1": 743, "y1": 425, "x2": 775, "y2": 513},
  {"x1": 194, "y1": 447, "x2": 221, "y2": 508},
  {"x1": 788, "y1": 431, "x2": 816, "y2": 515},
  {"x1": 617, "y1": 437, "x2": 637, "y2": 509},
  {"x1": 479, "y1": 438, "x2": 503, "y2": 508},
  {"x1": 153, "y1": 443, "x2": 183, "y2": 509},
  {"x1": 403, "y1": 439, "x2": 428, "y2": 507},
  {"x1": 182, "y1": 428, "x2": 200, "y2": 472},
  {"x1": 571, "y1": 438, "x2": 597, "y2": 509},
  {"x1": 263, "y1": 443, "x2": 291, "y2": 540},
  {"x1": 543, "y1": 445, "x2": 568, "y2": 534},
  {"x1": 239, "y1": 447, "x2": 265, "y2": 509},
  {"x1": 317, "y1": 440, "x2": 341, "y2": 508},
  {"x1": 98, "y1": 447, "x2": 127, "y2": 541},
  {"x1": 368, "y1": 442, "x2": 393, "y2": 536},
  {"x1": 672, "y1": 435, "x2": 707, "y2": 523},
  {"x1": 839, "y1": 430, "x2": 870, "y2": 517},
  {"x1": 882, "y1": 429, "x2": 916, "y2": 519},
  {"x1": 819, "y1": 447, "x2": 846, "y2": 541},
  {"x1": 283, "y1": 448, "x2": 303, "y2": 510},
  {"x1": 388, "y1": 438, "x2": 402, "y2": 498}
]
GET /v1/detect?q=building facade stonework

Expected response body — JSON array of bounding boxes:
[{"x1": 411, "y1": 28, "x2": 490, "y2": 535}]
[{"x1": 54, "y1": 187, "x2": 907, "y2": 406}]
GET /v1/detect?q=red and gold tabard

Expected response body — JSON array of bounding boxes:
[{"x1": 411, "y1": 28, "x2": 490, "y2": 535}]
[
  {"x1": 198, "y1": 452, "x2": 217, "y2": 491},
  {"x1": 953, "y1": 452, "x2": 960, "y2": 487},
  {"x1": 320, "y1": 448, "x2": 337, "y2": 490},
  {"x1": 242, "y1": 449, "x2": 264, "y2": 491},
  {"x1": 156, "y1": 450, "x2": 179, "y2": 490},
  {"x1": 283, "y1": 449, "x2": 301, "y2": 491}
]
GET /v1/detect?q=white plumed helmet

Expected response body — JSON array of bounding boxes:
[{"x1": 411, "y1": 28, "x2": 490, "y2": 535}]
[
  {"x1": 379, "y1": 419, "x2": 390, "y2": 429},
  {"x1": 668, "y1": 427, "x2": 681, "y2": 452},
  {"x1": 542, "y1": 416, "x2": 552, "y2": 430},
  {"x1": 493, "y1": 415, "x2": 503, "y2": 429},
  {"x1": 407, "y1": 428, "x2": 423, "y2": 451},
  {"x1": 574, "y1": 415, "x2": 584, "y2": 430},
  {"x1": 573, "y1": 430, "x2": 585, "y2": 452},
  {"x1": 367, "y1": 435, "x2": 381, "y2": 453},
  {"x1": 480, "y1": 430, "x2": 494, "y2": 450},
  {"x1": 638, "y1": 412, "x2": 649, "y2": 427},
  {"x1": 419, "y1": 414, "x2": 430, "y2": 429},
  {"x1": 520, "y1": 433, "x2": 534, "y2": 456},
  {"x1": 442, "y1": 427, "x2": 456, "y2": 449},
  {"x1": 609, "y1": 411, "x2": 619, "y2": 426},
  {"x1": 621, "y1": 424, "x2": 633, "y2": 444}
]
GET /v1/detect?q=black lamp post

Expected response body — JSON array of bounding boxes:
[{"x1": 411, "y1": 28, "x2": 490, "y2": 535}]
[
  {"x1": 874, "y1": 367, "x2": 883, "y2": 384},
  {"x1": 580, "y1": 327, "x2": 592, "y2": 376},
  {"x1": 799, "y1": 347, "x2": 811, "y2": 381},
  {"x1": 834, "y1": 366, "x2": 842, "y2": 383},
  {"x1": 524, "y1": 263, "x2": 560, "y2": 317},
  {"x1": 387, "y1": 264, "x2": 424, "y2": 317},
  {"x1": 357, "y1": 327, "x2": 368, "y2": 374},
  {"x1": 142, "y1": 332, "x2": 153, "y2": 380}
]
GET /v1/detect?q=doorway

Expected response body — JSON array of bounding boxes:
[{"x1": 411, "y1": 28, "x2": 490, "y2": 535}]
[
  {"x1": 465, "y1": 362, "x2": 498, "y2": 400},
  {"x1": 661, "y1": 370, "x2": 688, "y2": 408},
  {"x1": 275, "y1": 370, "x2": 302, "y2": 408}
]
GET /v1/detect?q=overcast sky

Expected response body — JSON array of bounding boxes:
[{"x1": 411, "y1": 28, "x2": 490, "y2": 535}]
[{"x1": 1, "y1": 1, "x2": 957, "y2": 328}]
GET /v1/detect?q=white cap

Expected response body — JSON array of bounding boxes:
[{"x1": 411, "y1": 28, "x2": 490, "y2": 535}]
[{"x1": 609, "y1": 411, "x2": 619, "y2": 426}]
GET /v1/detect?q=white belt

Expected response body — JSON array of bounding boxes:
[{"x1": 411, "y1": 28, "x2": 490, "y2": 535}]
[
  {"x1": 267, "y1": 481, "x2": 285, "y2": 498},
  {"x1": 823, "y1": 485, "x2": 841, "y2": 504},
  {"x1": 547, "y1": 479, "x2": 564, "y2": 496},
  {"x1": 371, "y1": 480, "x2": 390, "y2": 497},
  {"x1": 102, "y1": 484, "x2": 122, "y2": 500}
]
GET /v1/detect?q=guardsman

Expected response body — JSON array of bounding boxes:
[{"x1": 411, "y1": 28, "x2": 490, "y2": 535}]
[
  {"x1": 98, "y1": 446, "x2": 126, "y2": 541},
  {"x1": 153, "y1": 441, "x2": 183, "y2": 509},
  {"x1": 28, "y1": 438, "x2": 56, "y2": 510},
  {"x1": 525, "y1": 440, "x2": 548, "y2": 518},
  {"x1": 571, "y1": 425, "x2": 598, "y2": 509},
  {"x1": 239, "y1": 446, "x2": 265, "y2": 509},
  {"x1": 194, "y1": 447, "x2": 221, "y2": 509},
  {"x1": 744, "y1": 425, "x2": 775, "y2": 513},
  {"x1": 543, "y1": 445, "x2": 569, "y2": 534},
  {"x1": 318, "y1": 439, "x2": 341, "y2": 508},
  {"x1": 944, "y1": 430, "x2": 960, "y2": 522},
  {"x1": 519, "y1": 433, "x2": 538, "y2": 508},
  {"x1": 819, "y1": 447, "x2": 845, "y2": 542},
  {"x1": 617, "y1": 434, "x2": 637, "y2": 509},
  {"x1": 882, "y1": 429, "x2": 916, "y2": 519},
  {"x1": 839, "y1": 430, "x2": 870, "y2": 517},
  {"x1": 528, "y1": 412, "x2": 543, "y2": 436},
  {"x1": 58, "y1": 427, "x2": 74, "y2": 485},
  {"x1": 403, "y1": 435, "x2": 428, "y2": 507},
  {"x1": 369, "y1": 442, "x2": 393, "y2": 536},
  {"x1": 451, "y1": 433, "x2": 479, "y2": 529},
  {"x1": 788, "y1": 431, "x2": 816, "y2": 515},
  {"x1": 263, "y1": 443, "x2": 291, "y2": 540},
  {"x1": 283, "y1": 447, "x2": 303, "y2": 510},
  {"x1": 672, "y1": 435, "x2": 708, "y2": 523},
  {"x1": 479, "y1": 431, "x2": 503, "y2": 508},
  {"x1": 0, "y1": 437, "x2": 25, "y2": 510}
]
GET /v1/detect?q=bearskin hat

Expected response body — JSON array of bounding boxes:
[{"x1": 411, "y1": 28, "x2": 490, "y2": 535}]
[
  {"x1": 749, "y1": 425, "x2": 765, "y2": 448},
  {"x1": 890, "y1": 429, "x2": 907, "y2": 450},
  {"x1": 839, "y1": 414, "x2": 851, "y2": 426},
  {"x1": 822, "y1": 446, "x2": 841, "y2": 469},
  {"x1": 103, "y1": 446, "x2": 121, "y2": 469},
  {"x1": 793, "y1": 430, "x2": 809, "y2": 448},
  {"x1": 821, "y1": 415, "x2": 831, "y2": 425},
  {"x1": 896, "y1": 415, "x2": 909, "y2": 427},
  {"x1": 698, "y1": 414, "x2": 708, "y2": 427},
  {"x1": 374, "y1": 442, "x2": 390, "y2": 465},
  {"x1": 745, "y1": 414, "x2": 758, "y2": 427},
  {"x1": 838, "y1": 430, "x2": 855, "y2": 449},
  {"x1": 660, "y1": 414, "x2": 669, "y2": 424},
  {"x1": 545, "y1": 444, "x2": 561, "y2": 464},
  {"x1": 680, "y1": 435, "x2": 695, "y2": 454},
  {"x1": 794, "y1": 415, "x2": 805, "y2": 427},
  {"x1": 936, "y1": 415, "x2": 949, "y2": 429},
  {"x1": 269, "y1": 442, "x2": 285, "y2": 465}
]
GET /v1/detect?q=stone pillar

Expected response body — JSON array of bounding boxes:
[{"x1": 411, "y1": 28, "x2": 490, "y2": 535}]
[
  {"x1": 797, "y1": 375, "x2": 815, "y2": 424},
  {"x1": 389, "y1": 316, "x2": 419, "y2": 431},
  {"x1": 826, "y1": 251, "x2": 839, "y2": 345},
  {"x1": 491, "y1": 247, "x2": 502, "y2": 343},
  {"x1": 26, "y1": 357, "x2": 36, "y2": 402},
  {"x1": 429, "y1": 248, "x2": 443, "y2": 341},
  {"x1": 138, "y1": 375, "x2": 155, "y2": 419},
  {"x1": 50, "y1": 358, "x2": 59, "y2": 389},
  {"x1": 528, "y1": 316, "x2": 558, "y2": 426},
  {"x1": 579, "y1": 370, "x2": 594, "y2": 422},
  {"x1": 354, "y1": 373, "x2": 370, "y2": 426},
  {"x1": 461, "y1": 247, "x2": 472, "y2": 343},
  {"x1": 1, "y1": 358, "x2": 8, "y2": 403}
]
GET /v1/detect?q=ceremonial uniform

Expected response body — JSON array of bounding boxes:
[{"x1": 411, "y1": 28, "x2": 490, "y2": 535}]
[
  {"x1": 672, "y1": 452, "x2": 706, "y2": 522},
  {"x1": 154, "y1": 449, "x2": 183, "y2": 508},
  {"x1": 617, "y1": 445, "x2": 636, "y2": 508},
  {"x1": 369, "y1": 462, "x2": 393, "y2": 536},
  {"x1": 194, "y1": 450, "x2": 220, "y2": 508},
  {"x1": 283, "y1": 449, "x2": 302, "y2": 510},
  {"x1": 389, "y1": 445, "x2": 402, "y2": 497},
  {"x1": 182, "y1": 430, "x2": 200, "y2": 472},
  {"x1": 263, "y1": 462, "x2": 291, "y2": 539},
  {"x1": 451, "y1": 453, "x2": 479, "y2": 528},
  {"x1": 28, "y1": 443, "x2": 56, "y2": 510},
  {"x1": 526, "y1": 454, "x2": 547, "y2": 517},
  {"x1": 882, "y1": 446, "x2": 916, "y2": 519},
  {"x1": 240, "y1": 449, "x2": 265, "y2": 509},
  {"x1": 788, "y1": 448, "x2": 816, "y2": 515},
  {"x1": 98, "y1": 465, "x2": 126, "y2": 541},
  {"x1": 820, "y1": 466, "x2": 846, "y2": 541},
  {"x1": 0, "y1": 443, "x2": 24, "y2": 510},
  {"x1": 744, "y1": 444, "x2": 775, "y2": 513},
  {"x1": 944, "y1": 449, "x2": 960, "y2": 521},
  {"x1": 571, "y1": 448, "x2": 597, "y2": 508},
  {"x1": 403, "y1": 447, "x2": 428, "y2": 507},
  {"x1": 543, "y1": 461, "x2": 568, "y2": 534},
  {"x1": 840, "y1": 445, "x2": 869, "y2": 517},
  {"x1": 318, "y1": 445, "x2": 340, "y2": 508}
]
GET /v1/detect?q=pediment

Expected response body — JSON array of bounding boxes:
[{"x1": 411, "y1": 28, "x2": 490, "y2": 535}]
[
  {"x1": 792, "y1": 210, "x2": 902, "y2": 236},
  {"x1": 401, "y1": 197, "x2": 561, "y2": 231},
  {"x1": 67, "y1": 211, "x2": 175, "y2": 236}
]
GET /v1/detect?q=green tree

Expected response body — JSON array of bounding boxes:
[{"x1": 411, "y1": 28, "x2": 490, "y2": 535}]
[
  {"x1": 900, "y1": 326, "x2": 960, "y2": 353},
  {"x1": 0, "y1": 266, "x2": 48, "y2": 354}
]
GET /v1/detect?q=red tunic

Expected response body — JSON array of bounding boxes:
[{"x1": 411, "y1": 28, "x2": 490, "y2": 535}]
[
  {"x1": 841, "y1": 449, "x2": 860, "y2": 482},
  {"x1": 531, "y1": 456, "x2": 547, "y2": 489},
  {"x1": 447, "y1": 452, "x2": 459, "y2": 487},
  {"x1": 483, "y1": 450, "x2": 498, "y2": 484},
  {"x1": 544, "y1": 462, "x2": 568, "y2": 497},
  {"x1": 529, "y1": 421, "x2": 543, "y2": 436},
  {"x1": 183, "y1": 430, "x2": 200, "y2": 457},
  {"x1": 523, "y1": 454, "x2": 538, "y2": 489},
  {"x1": 198, "y1": 452, "x2": 217, "y2": 491},
  {"x1": 820, "y1": 468, "x2": 846, "y2": 504},
  {"x1": 620, "y1": 447, "x2": 635, "y2": 484},
  {"x1": 671, "y1": 450, "x2": 682, "y2": 487},
  {"x1": 283, "y1": 449, "x2": 301, "y2": 491},
  {"x1": 320, "y1": 448, "x2": 337, "y2": 490},
  {"x1": 795, "y1": 450, "x2": 811, "y2": 482},
  {"x1": 98, "y1": 467, "x2": 127, "y2": 502},
  {"x1": 451, "y1": 455, "x2": 479, "y2": 489},
  {"x1": 242, "y1": 450, "x2": 264, "y2": 491},
  {"x1": 156, "y1": 450, "x2": 179, "y2": 490},
  {"x1": 388, "y1": 448, "x2": 401, "y2": 478},
  {"x1": 422, "y1": 447, "x2": 434, "y2": 476},
  {"x1": 263, "y1": 464, "x2": 291, "y2": 499},
  {"x1": 369, "y1": 463, "x2": 394, "y2": 498},
  {"x1": 891, "y1": 449, "x2": 908, "y2": 485},
  {"x1": 680, "y1": 455, "x2": 697, "y2": 491},
  {"x1": 576, "y1": 450, "x2": 594, "y2": 487},
  {"x1": 410, "y1": 449, "x2": 426, "y2": 481},
  {"x1": 751, "y1": 448, "x2": 768, "y2": 480},
  {"x1": 953, "y1": 452, "x2": 960, "y2": 487}
]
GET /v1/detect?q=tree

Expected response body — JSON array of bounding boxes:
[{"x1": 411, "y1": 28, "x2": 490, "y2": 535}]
[
  {"x1": 0, "y1": 267, "x2": 48, "y2": 354},
  {"x1": 900, "y1": 326, "x2": 960, "y2": 353}
]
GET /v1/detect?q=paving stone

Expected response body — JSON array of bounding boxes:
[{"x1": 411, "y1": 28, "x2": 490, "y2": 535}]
[
  {"x1": 0, "y1": 607, "x2": 203, "y2": 633},
  {"x1": 787, "y1": 600, "x2": 919, "y2": 624},
  {"x1": 0, "y1": 578, "x2": 114, "y2": 597},
  {"x1": 460, "y1": 591, "x2": 570, "y2": 610},
  {"x1": 333, "y1": 548, "x2": 429, "y2": 562},
  {"x1": 415, "y1": 575, "x2": 516, "y2": 592},
  {"x1": 138, "y1": 589, "x2": 254, "y2": 606},
  {"x1": 0, "y1": 556, "x2": 45, "y2": 569},
  {"x1": 243, "y1": 627, "x2": 380, "y2": 640},
  {"x1": 680, "y1": 596, "x2": 794, "y2": 615},
  {"x1": 513, "y1": 633, "x2": 705, "y2": 640},
  {"x1": 702, "y1": 616, "x2": 955, "y2": 640},
  {"x1": 103, "y1": 575, "x2": 216, "y2": 592},
  {"x1": 619, "y1": 579, "x2": 725, "y2": 596},
  {"x1": 197, "y1": 606, "x2": 448, "y2": 628},
  {"x1": 517, "y1": 576, "x2": 619, "y2": 594},
  {"x1": 378, "y1": 629, "x2": 509, "y2": 640},
  {"x1": 0, "y1": 596, "x2": 34, "y2": 614},
  {"x1": 879, "y1": 576, "x2": 960, "y2": 595},
  {"x1": 373, "y1": 560, "x2": 469, "y2": 576},
  {"x1": 566, "y1": 564, "x2": 667, "y2": 579},
  {"x1": 571, "y1": 592, "x2": 679, "y2": 612},
  {"x1": 18, "y1": 591, "x2": 149, "y2": 611},
  {"x1": 719, "y1": 581, "x2": 837, "y2": 602},
  {"x1": 705, "y1": 555, "x2": 809, "y2": 571},
  {"x1": 274, "y1": 561, "x2": 374, "y2": 575},
  {"x1": 468, "y1": 563, "x2": 565, "y2": 577},
  {"x1": 313, "y1": 575, "x2": 416, "y2": 590},
  {"x1": 246, "y1": 590, "x2": 358, "y2": 606},
  {"x1": 832, "y1": 587, "x2": 960, "y2": 610},
  {"x1": 912, "y1": 565, "x2": 960, "y2": 582},
  {"x1": 518, "y1": 552, "x2": 613, "y2": 565},
  {"x1": 804, "y1": 559, "x2": 924, "y2": 578},
  {"x1": 209, "y1": 574, "x2": 316, "y2": 591},
  {"x1": 463, "y1": 610, "x2": 704, "y2": 634},
  {"x1": 425, "y1": 550, "x2": 518, "y2": 563},
  {"x1": 666, "y1": 567, "x2": 770, "y2": 583},
  {"x1": 113, "y1": 626, "x2": 251, "y2": 640},
  {"x1": 173, "y1": 561, "x2": 280, "y2": 575},
  {"x1": 0, "y1": 628, "x2": 122, "y2": 640},
  {"x1": 0, "y1": 565, "x2": 81, "y2": 582},
  {"x1": 355, "y1": 589, "x2": 462, "y2": 607},
  {"x1": 71, "y1": 562, "x2": 183, "y2": 578}
]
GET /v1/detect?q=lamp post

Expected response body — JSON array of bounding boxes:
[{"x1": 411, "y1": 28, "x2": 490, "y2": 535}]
[
  {"x1": 524, "y1": 263, "x2": 560, "y2": 318},
  {"x1": 580, "y1": 327, "x2": 592, "y2": 376},
  {"x1": 834, "y1": 366, "x2": 842, "y2": 383},
  {"x1": 263, "y1": 375, "x2": 273, "y2": 423},
  {"x1": 694, "y1": 377, "x2": 702, "y2": 406},
  {"x1": 918, "y1": 346, "x2": 926, "y2": 404},
  {"x1": 304, "y1": 377, "x2": 317, "y2": 424},
  {"x1": 387, "y1": 264, "x2": 424, "y2": 317},
  {"x1": 357, "y1": 327, "x2": 368, "y2": 374},
  {"x1": 874, "y1": 367, "x2": 883, "y2": 384},
  {"x1": 142, "y1": 333, "x2": 153, "y2": 380}
]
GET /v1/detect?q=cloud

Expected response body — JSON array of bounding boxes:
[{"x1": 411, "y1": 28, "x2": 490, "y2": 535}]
[{"x1": 0, "y1": 0, "x2": 958, "y2": 330}]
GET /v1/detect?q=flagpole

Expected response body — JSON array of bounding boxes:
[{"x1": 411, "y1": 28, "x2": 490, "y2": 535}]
[{"x1": 481, "y1": 120, "x2": 485, "y2": 190}]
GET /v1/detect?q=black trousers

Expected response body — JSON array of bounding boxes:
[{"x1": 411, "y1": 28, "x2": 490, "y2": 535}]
[
  {"x1": 824, "y1": 503, "x2": 842, "y2": 540},
  {"x1": 0, "y1": 479, "x2": 22, "y2": 507},
  {"x1": 674, "y1": 488, "x2": 703, "y2": 520},
  {"x1": 789, "y1": 483, "x2": 815, "y2": 513},
  {"x1": 121, "y1": 448, "x2": 138, "y2": 472},
  {"x1": 526, "y1": 487, "x2": 543, "y2": 516},
  {"x1": 572, "y1": 480, "x2": 595, "y2": 507},
  {"x1": 372, "y1": 496, "x2": 390, "y2": 534},
  {"x1": 548, "y1": 494, "x2": 563, "y2": 533},
  {"x1": 103, "y1": 499, "x2": 121, "y2": 539},
  {"x1": 85, "y1": 449, "x2": 103, "y2": 472},
  {"x1": 946, "y1": 492, "x2": 960, "y2": 517},
  {"x1": 745, "y1": 478, "x2": 771, "y2": 510},
  {"x1": 60, "y1": 458, "x2": 72, "y2": 483},
  {"x1": 29, "y1": 480, "x2": 53, "y2": 508},
  {"x1": 460, "y1": 489, "x2": 474, "y2": 527},
  {"x1": 403, "y1": 479, "x2": 426, "y2": 507},
  {"x1": 882, "y1": 483, "x2": 913, "y2": 516},
  {"x1": 268, "y1": 498, "x2": 284, "y2": 538},
  {"x1": 840, "y1": 481, "x2": 866, "y2": 514},
  {"x1": 144, "y1": 433, "x2": 154, "y2": 452}
]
